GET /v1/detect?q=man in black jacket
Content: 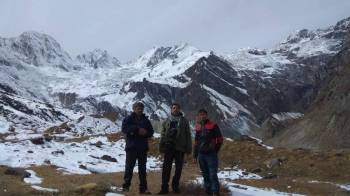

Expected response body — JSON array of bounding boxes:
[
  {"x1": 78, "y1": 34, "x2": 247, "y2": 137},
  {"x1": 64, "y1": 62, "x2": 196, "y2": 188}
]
[{"x1": 122, "y1": 102, "x2": 154, "y2": 194}]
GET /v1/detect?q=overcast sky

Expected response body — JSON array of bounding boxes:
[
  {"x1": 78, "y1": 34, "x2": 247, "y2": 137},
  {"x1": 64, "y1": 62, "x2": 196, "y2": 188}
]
[{"x1": 0, "y1": 0, "x2": 350, "y2": 62}]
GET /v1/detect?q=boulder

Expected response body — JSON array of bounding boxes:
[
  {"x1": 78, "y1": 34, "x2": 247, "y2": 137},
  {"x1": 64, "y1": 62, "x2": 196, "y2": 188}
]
[
  {"x1": 101, "y1": 155, "x2": 117, "y2": 162},
  {"x1": 264, "y1": 158, "x2": 281, "y2": 169},
  {"x1": 30, "y1": 137, "x2": 45, "y2": 145},
  {"x1": 4, "y1": 167, "x2": 31, "y2": 179}
]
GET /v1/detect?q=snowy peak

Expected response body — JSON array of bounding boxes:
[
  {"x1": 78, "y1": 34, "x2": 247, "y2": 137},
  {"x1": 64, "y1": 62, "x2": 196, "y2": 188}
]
[
  {"x1": 284, "y1": 29, "x2": 317, "y2": 44},
  {"x1": 133, "y1": 43, "x2": 202, "y2": 68},
  {"x1": 0, "y1": 31, "x2": 72, "y2": 68},
  {"x1": 276, "y1": 18, "x2": 350, "y2": 58},
  {"x1": 333, "y1": 16, "x2": 350, "y2": 33},
  {"x1": 129, "y1": 43, "x2": 210, "y2": 87},
  {"x1": 282, "y1": 17, "x2": 350, "y2": 46},
  {"x1": 76, "y1": 49, "x2": 120, "y2": 68},
  {"x1": 18, "y1": 31, "x2": 61, "y2": 48}
]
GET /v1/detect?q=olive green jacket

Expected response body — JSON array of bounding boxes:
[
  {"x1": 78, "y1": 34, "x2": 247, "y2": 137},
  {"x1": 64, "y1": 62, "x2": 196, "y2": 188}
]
[{"x1": 159, "y1": 114, "x2": 192, "y2": 154}]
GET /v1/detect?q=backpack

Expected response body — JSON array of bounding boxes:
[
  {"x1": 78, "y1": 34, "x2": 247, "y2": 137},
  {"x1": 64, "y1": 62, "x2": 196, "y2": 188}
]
[{"x1": 164, "y1": 119, "x2": 179, "y2": 149}]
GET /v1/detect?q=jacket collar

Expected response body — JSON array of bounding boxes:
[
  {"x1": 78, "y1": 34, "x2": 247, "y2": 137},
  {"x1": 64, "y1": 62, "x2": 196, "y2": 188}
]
[
  {"x1": 131, "y1": 112, "x2": 146, "y2": 120},
  {"x1": 199, "y1": 119, "x2": 209, "y2": 125},
  {"x1": 171, "y1": 112, "x2": 183, "y2": 117}
]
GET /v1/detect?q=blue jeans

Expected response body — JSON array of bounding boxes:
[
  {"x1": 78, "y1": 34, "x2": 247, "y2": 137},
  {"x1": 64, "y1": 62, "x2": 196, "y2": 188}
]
[{"x1": 198, "y1": 152, "x2": 220, "y2": 193}]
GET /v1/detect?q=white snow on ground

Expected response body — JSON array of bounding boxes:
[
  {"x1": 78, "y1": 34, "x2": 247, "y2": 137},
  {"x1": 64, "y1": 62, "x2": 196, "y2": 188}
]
[
  {"x1": 31, "y1": 185, "x2": 59, "y2": 192},
  {"x1": 193, "y1": 168, "x2": 304, "y2": 196},
  {"x1": 24, "y1": 170, "x2": 43, "y2": 184},
  {"x1": 67, "y1": 115, "x2": 121, "y2": 137},
  {"x1": 337, "y1": 184, "x2": 350, "y2": 191},
  {"x1": 3, "y1": 115, "x2": 120, "y2": 142},
  {"x1": 222, "y1": 181, "x2": 304, "y2": 196},
  {"x1": 272, "y1": 112, "x2": 304, "y2": 121},
  {"x1": 5, "y1": 133, "x2": 43, "y2": 141},
  {"x1": 23, "y1": 169, "x2": 59, "y2": 192},
  {"x1": 218, "y1": 168, "x2": 262, "y2": 180},
  {"x1": 308, "y1": 180, "x2": 350, "y2": 191},
  {"x1": 105, "y1": 193, "x2": 124, "y2": 196},
  {"x1": 249, "y1": 136, "x2": 274, "y2": 150},
  {"x1": 0, "y1": 92, "x2": 83, "y2": 136},
  {"x1": 0, "y1": 136, "x2": 161, "y2": 175},
  {"x1": 0, "y1": 117, "x2": 10, "y2": 134}
]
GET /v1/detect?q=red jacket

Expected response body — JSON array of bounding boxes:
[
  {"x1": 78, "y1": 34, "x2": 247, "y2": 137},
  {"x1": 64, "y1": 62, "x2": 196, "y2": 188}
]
[{"x1": 193, "y1": 119, "x2": 223, "y2": 158}]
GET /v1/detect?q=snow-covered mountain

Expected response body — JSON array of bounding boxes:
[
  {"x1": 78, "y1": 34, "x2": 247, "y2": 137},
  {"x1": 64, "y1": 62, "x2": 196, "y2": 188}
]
[
  {"x1": 76, "y1": 49, "x2": 120, "y2": 69},
  {"x1": 0, "y1": 31, "x2": 73, "y2": 70},
  {"x1": 0, "y1": 17, "x2": 349, "y2": 138},
  {"x1": 129, "y1": 43, "x2": 210, "y2": 87}
]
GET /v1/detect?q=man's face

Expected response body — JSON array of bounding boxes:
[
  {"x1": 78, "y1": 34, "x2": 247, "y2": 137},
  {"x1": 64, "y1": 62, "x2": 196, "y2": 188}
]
[
  {"x1": 134, "y1": 106, "x2": 144, "y2": 116},
  {"x1": 171, "y1": 105, "x2": 180, "y2": 115},
  {"x1": 198, "y1": 112, "x2": 208, "y2": 122}
]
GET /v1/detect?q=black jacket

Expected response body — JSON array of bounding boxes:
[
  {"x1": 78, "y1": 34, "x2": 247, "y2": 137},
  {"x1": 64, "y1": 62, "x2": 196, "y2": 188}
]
[{"x1": 122, "y1": 112, "x2": 154, "y2": 151}]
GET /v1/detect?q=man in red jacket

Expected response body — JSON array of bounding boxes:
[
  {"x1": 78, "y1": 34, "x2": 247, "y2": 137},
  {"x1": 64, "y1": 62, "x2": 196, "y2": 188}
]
[{"x1": 193, "y1": 109, "x2": 223, "y2": 196}]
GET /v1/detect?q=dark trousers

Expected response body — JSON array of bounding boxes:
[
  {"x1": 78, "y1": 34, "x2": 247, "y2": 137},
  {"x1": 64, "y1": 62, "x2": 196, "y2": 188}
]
[
  {"x1": 198, "y1": 152, "x2": 220, "y2": 193},
  {"x1": 161, "y1": 149, "x2": 185, "y2": 190},
  {"x1": 123, "y1": 150, "x2": 148, "y2": 191}
]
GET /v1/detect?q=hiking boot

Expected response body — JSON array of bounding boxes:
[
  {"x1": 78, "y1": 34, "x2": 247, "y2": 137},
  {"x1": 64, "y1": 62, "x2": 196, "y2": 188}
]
[
  {"x1": 122, "y1": 187, "x2": 129, "y2": 192},
  {"x1": 158, "y1": 184, "x2": 169, "y2": 194},
  {"x1": 158, "y1": 189, "x2": 169, "y2": 194},
  {"x1": 172, "y1": 187, "x2": 181, "y2": 194},
  {"x1": 140, "y1": 189, "x2": 152, "y2": 194}
]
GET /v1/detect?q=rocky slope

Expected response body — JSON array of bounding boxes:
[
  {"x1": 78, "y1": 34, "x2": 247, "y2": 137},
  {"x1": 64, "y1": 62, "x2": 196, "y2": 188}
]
[{"x1": 264, "y1": 29, "x2": 350, "y2": 149}]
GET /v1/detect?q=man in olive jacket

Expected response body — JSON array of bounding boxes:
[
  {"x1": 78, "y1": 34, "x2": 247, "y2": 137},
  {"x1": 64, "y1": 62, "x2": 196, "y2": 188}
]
[{"x1": 158, "y1": 103, "x2": 192, "y2": 194}]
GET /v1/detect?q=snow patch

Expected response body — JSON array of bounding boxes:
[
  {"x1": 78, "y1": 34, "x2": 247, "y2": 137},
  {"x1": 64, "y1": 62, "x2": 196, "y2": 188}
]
[
  {"x1": 272, "y1": 112, "x2": 303, "y2": 121},
  {"x1": 24, "y1": 170, "x2": 43, "y2": 185},
  {"x1": 202, "y1": 85, "x2": 251, "y2": 118},
  {"x1": 249, "y1": 136, "x2": 274, "y2": 150},
  {"x1": 0, "y1": 117, "x2": 10, "y2": 134},
  {"x1": 308, "y1": 180, "x2": 350, "y2": 191},
  {"x1": 31, "y1": 185, "x2": 59, "y2": 192},
  {"x1": 105, "y1": 193, "x2": 124, "y2": 196},
  {"x1": 223, "y1": 181, "x2": 304, "y2": 196},
  {"x1": 218, "y1": 168, "x2": 262, "y2": 180},
  {"x1": 193, "y1": 168, "x2": 303, "y2": 196},
  {"x1": 337, "y1": 184, "x2": 350, "y2": 191}
]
